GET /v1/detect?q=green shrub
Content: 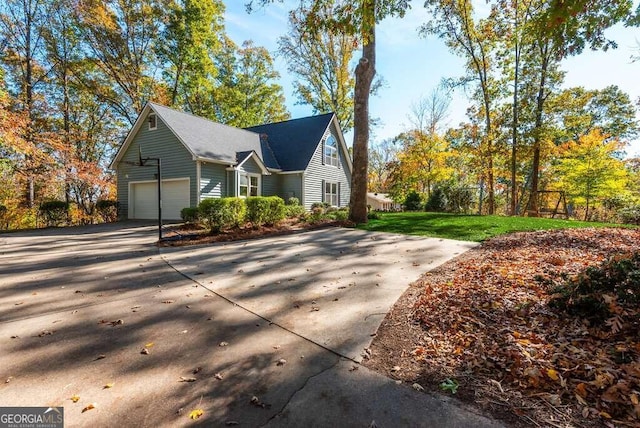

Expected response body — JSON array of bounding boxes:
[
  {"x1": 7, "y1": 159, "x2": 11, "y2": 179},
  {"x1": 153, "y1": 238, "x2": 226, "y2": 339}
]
[
  {"x1": 310, "y1": 202, "x2": 323, "y2": 210},
  {"x1": 330, "y1": 209, "x2": 349, "y2": 221},
  {"x1": 267, "y1": 196, "x2": 286, "y2": 224},
  {"x1": 180, "y1": 207, "x2": 199, "y2": 223},
  {"x1": 549, "y1": 251, "x2": 640, "y2": 323},
  {"x1": 367, "y1": 211, "x2": 381, "y2": 220},
  {"x1": 425, "y1": 187, "x2": 447, "y2": 212},
  {"x1": 284, "y1": 204, "x2": 306, "y2": 218},
  {"x1": 287, "y1": 196, "x2": 300, "y2": 206},
  {"x1": 404, "y1": 190, "x2": 423, "y2": 211},
  {"x1": 198, "y1": 197, "x2": 246, "y2": 232},
  {"x1": 39, "y1": 200, "x2": 69, "y2": 227},
  {"x1": 619, "y1": 206, "x2": 640, "y2": 225},
  {"x1": 444, "y1": 185, "x2": 474, "y2": 214},
  {"x1": 246, "y1": 196, "x2": 285, "y2": 227},
  {"x1": 96, "y1": 200, "x2": 118, "y2": 223},
  {"x1": 0, "y1": 204, "x2": 7, "y2": 230}
]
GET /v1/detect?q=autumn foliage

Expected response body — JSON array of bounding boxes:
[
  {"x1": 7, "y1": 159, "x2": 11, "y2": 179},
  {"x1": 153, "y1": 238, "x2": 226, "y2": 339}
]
[{"x1": 369, "y1": 228, "x2": 640, "y2": 426}]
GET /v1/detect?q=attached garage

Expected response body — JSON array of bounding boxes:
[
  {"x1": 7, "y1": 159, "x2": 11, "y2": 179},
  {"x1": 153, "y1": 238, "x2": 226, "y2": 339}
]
[{"x1": 129, "y1": 178, "x2": 190, "y2": 220}]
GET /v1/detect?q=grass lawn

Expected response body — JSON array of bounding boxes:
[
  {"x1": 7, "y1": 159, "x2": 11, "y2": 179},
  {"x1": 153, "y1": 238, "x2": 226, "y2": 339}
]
[{"x1": 357, "y1": 211, "x2": 631, "y2": 242}]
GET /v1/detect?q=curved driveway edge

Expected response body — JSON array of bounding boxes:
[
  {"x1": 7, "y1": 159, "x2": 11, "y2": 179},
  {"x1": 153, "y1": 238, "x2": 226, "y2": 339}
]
[
  {"x1": 1, "y1": 223, "x2": 501, "y2": 427},
  {"x1": 160, "y1": 227, "x2": 478, "y2": 362}
]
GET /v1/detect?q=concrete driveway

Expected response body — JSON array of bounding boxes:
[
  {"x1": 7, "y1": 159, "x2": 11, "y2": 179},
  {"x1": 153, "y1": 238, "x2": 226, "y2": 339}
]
[{"x1": 0, "y1": 223, "x2": 501, "y2": 427}]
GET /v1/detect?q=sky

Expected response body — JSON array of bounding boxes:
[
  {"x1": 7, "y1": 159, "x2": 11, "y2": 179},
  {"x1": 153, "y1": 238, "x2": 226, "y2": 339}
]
[{"x1": 224, "y1": 1, "x2": 640, "y2": 158}]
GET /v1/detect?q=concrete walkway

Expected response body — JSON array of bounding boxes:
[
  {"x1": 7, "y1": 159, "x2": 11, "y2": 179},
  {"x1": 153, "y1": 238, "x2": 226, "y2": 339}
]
[{"x1": 0, "y1": 223, "x2": 502, "y2": 427}]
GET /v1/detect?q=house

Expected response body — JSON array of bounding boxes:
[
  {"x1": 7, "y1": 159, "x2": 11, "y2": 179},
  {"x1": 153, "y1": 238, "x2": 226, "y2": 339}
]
[
  {"x1": 109, "y1": 102, "x2": 352, "y2": 220},
  {"x1": 367, "y1": 193, "x2": 401, "y2": 211}
]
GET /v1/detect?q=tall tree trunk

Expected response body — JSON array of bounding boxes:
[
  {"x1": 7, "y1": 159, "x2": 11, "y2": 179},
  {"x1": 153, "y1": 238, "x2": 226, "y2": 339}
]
[
  {"x1": 25, "y1": 0, "x2": 35, "y2": 208},
  {"x1": 510, "y1": 0, "x2": 519, "y2": 216},
  {"x1": 482, "y1": 94, "x2": 495, "y2": 215},
  {"x1": 527, "y1": 42, "x2": 549, "y2": 217},
  {"x1": 348, "y1": 0, "x2": 375, "y2": 224}
]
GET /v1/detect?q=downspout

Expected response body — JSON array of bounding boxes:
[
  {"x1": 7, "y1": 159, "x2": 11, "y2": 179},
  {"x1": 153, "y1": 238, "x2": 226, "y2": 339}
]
[
  {"x1": 301, "y1": 171, "x2": 306, "y2": 209},
  {"x1": 196, "y1": 160, "x2": 201, "y2": 205}
]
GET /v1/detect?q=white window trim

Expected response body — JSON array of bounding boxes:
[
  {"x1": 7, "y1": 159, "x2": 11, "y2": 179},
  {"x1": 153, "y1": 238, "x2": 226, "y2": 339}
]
[
  {"x1": 324, "y1": 135, "x2": 338, "y2": 167},
  {"x1": 148, "y1": 113, "x2": 157, "y2": 130},
  {"x1": 324, "y1": 181, "x2": 338, "y2": 206},
  {"x1": 238, "y1": 172, "x2": 261, "y2": 198}
]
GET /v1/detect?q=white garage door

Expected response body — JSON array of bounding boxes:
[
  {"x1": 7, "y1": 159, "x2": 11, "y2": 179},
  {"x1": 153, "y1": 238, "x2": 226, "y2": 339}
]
[{"x1": 130, "y1": 179, "x2": 190, "y2": 220}]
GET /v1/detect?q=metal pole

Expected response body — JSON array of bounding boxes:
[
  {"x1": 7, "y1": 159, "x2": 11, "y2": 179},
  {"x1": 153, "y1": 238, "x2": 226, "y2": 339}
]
[{"x1": 157, "y1": 158, "x2": 162, "y2": 241}]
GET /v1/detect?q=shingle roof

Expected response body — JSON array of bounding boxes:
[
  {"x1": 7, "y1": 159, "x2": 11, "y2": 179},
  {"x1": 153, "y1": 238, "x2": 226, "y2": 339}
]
[
  {"x1": 149, "y1": 103, "x2": 281, "y2": 168},
  {"x1": 245, "y1": 113, "x2": 334, "y2": 171}
]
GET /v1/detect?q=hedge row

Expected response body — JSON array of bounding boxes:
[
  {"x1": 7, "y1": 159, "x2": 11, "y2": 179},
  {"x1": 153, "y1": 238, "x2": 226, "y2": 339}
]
[{"x1": 192, "y1": 196, "x2": 288, "y2": 232}]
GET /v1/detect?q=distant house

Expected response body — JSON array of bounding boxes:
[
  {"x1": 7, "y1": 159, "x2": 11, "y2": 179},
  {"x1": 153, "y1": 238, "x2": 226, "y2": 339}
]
[
  {"x1": 109, "y1": 103, "x2": 352, "y2": 220},
  {"x1": 367, "y1": 193, "x2": 400, "y2": 211}
]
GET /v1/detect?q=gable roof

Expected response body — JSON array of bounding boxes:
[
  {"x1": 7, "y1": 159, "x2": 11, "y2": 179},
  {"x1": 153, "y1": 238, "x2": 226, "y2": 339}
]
[
  {"x1": 110, "y1": 103, "x2": 351, "y2": 173},
  {"x1": 110, "y1": 102, "x2": 280, "y2": 169},
  {"x1": 245, "y1": 113, "x2": 335, "y2": 171}
]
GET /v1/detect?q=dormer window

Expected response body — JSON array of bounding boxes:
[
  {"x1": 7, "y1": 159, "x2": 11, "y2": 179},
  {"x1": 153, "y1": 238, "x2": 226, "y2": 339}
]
[
  {"x1": 324, "y1": 135, "x2": 338, "y2": 167},
  {"x1": 148, "y1": 113, "x2": 157, "y2": 130}
]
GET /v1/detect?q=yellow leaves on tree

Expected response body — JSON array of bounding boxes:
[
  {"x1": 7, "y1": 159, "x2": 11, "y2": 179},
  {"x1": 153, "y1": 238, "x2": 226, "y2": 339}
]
[
  {"x1": 551, "y1": 129, "x2": 628, "y2": 220},
  {"x1": 390, "y1": 130, "x2": 453, "y2": 199}
]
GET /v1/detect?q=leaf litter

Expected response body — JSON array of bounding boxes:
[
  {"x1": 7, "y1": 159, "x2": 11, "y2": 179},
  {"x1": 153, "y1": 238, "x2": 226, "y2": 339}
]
[{"x1": 365, "y1": 228, "x2": 640, "y2": 427}]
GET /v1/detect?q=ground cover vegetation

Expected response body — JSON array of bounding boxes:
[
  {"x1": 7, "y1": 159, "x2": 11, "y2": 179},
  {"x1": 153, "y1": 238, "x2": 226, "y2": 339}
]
[{"x1": 358, "y1": 211, "x2": 629, "y2": 242}]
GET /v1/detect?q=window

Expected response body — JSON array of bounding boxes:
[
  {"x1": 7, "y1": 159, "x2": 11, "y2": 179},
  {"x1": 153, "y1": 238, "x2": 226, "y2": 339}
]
[
  {"x1": 324, "y1": 135, "x2": 338, "y2": 167},
  {"x1": 324, "y1": 181, "x2": 338, "y2": 206},
  {"x1": 239, "y1": 174, "x2": 259, "y2": 197},
  {"x1": 148, "y1": 113, "x2": 157, "y2": 130}
]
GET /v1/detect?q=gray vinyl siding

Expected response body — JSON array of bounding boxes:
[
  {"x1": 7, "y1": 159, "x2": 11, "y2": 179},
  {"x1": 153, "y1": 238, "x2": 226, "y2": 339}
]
[
  {"x1": 279, "y1": 174, "x2": 303, "y2": 202},
  {"x1": 200, "y1": 162, "x2": 227, "y2": 200},
  {"x1": 227, "y1": 170, "x2": 236, "y2": 197},
  {"x1": 302, "y1": 125, "x2": 351, "y2": 210},
  {"x1": 262, "y1": 174, "x2": 279, "y2": 197},
  {"x1": 238, "y1": 156, "x2": 262, "y2": 175},
  {"x1": 116, "y1": 113, "x2": 196, "y2": 217}
]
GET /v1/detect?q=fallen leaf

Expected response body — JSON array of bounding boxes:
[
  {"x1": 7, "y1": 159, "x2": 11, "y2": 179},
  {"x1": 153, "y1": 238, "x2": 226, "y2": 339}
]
[
  {"x1": 188, "y1": 409, "x2": 203, "y2": 420},
  {"x1": 10, "y1": 335, "x2": 19, "y2": 339},
  {"x1": 214, "y1": 373, "x2": 224, "y2": 380},
  {"x1": 82, "y1": 403, "x2": 96, "y2": 413},
  {"x1": 179, "y1": 376, "x2": 197, "y2": 382},
  {"x1": 141, "y1": 348, "x2": 150, "y2": 355},
  {"x1": 193, "y1": 367, "x2": 202, "y2": 374},
  {"x1": 110, "y1": 319, "x2": 123, "y2": 326},
  {"x1": 276, "y1": 359, "x2": 286, "y2": 366},
  {"x1": 547, "y1": 368, "x2": 559, "y2": 381},
  {"x1": 225, "y1": 421, "x2": 239, "y2": 426},
  {"x1": 219, "y1": 341, "x2": 229, "y2": 347},
  {"x1": 94, "y1": 354, "x2": 106, "y2": 361},
  {"x1": 575, "y1": 382, "x2": 588, "y2": 398},
  {"x1": 145, "y1": 342, "x2": 154, "y2": 348},
  {"x1": 71, "y1": 395, "x2": 80, "y2": 403},
  {"x1": 162, "y1": 300, "x2": 174, "y2": 304},
  {"x1": 104, "y1": 383, "x2": 114, "y2": 389},
  {"x1": 412, "y1": 383, "x2": 425, "y2": 392},
  {"x1": 390, "y1": 366, "x2": 401, "y2": 372},
  {"x1": 5, "y1": 376, "x2": 13, "y2": 383}
]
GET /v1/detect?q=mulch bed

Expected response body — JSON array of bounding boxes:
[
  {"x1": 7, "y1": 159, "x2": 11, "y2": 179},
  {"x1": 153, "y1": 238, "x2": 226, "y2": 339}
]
[
  {"x1": 159, "y1": 218, "x2": 351, "y2": 247},
  {"x1": 363, "y1": 228, "x2": 640, "y2": 428}
]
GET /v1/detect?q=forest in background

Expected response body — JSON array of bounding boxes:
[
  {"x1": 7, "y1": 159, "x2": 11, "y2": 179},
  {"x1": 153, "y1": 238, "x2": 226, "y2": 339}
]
[
  {"x1": 1, "y1": 0, "x2": 640, "y2": 229},
  {"x1": 0, "y1": 0, "x2": 289, "y2": 229}
]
